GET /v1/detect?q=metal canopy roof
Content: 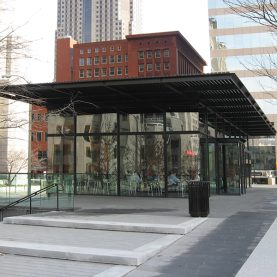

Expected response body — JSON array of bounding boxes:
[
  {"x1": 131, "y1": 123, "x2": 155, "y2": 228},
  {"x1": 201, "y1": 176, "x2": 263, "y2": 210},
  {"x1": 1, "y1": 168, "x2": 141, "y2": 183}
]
[{"x1": 1, "y1": 73, "x2": 275, "y2": 137}]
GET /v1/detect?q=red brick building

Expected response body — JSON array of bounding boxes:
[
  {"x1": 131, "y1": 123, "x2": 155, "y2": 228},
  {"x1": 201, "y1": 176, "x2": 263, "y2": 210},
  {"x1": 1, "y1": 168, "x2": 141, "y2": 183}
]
[
  {"x1": 56, "y1": 31, "x2": 206, "y2": 82},
  {"x1": 31, "y1": 31, "x2": 206, "y2": 174},
  {"x1": 31, "y1": 105, "x2": 48, "y2": 174}
]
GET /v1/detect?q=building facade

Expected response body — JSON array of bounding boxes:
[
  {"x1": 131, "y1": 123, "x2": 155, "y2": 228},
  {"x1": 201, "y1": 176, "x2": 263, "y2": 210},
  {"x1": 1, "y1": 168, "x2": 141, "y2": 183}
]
[
  {"x1": 32, "y1": 31, "x2": 205, "y2": 174},
  {"x1": 56, "y1": 0, "x2": 142, "y2": 43},
  {"x1": 56, "y1": 31, "x2": 206, "y2": 82},
  {"x1": 208, "y1": 0, "x2": 277, "y2": 171}
]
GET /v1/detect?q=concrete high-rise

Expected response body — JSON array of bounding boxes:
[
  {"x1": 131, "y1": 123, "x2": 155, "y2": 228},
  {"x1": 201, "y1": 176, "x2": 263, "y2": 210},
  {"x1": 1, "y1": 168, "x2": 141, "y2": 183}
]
[
  {"x1": 208, "y1": 0, "x2": 277, "y2": 171},
  {"x1": 56, "y1": 0, "x2": 142, "y2": 43}
]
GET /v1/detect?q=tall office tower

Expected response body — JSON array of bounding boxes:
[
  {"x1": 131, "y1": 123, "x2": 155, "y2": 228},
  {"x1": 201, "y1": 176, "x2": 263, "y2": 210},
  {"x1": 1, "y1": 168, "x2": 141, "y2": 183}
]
[
  {"x1": 56, "y1": 0, "x2": 142, "y2": 43},
  {"x1": 208, "y1": 0, "x2": 277, "y2": 172}
]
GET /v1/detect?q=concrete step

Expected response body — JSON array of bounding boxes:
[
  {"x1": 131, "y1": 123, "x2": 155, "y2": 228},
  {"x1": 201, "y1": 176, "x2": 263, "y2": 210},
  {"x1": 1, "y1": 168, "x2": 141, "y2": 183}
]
[
  {"x1": 0, "y1": 212, "x2": 207, "y2": 267},
  {"x1": 0, "y1": 232, "x2": 181, "y2": 266},
  {"x1": 3, "y1": 214, "x2": 207, "y2": 235}
]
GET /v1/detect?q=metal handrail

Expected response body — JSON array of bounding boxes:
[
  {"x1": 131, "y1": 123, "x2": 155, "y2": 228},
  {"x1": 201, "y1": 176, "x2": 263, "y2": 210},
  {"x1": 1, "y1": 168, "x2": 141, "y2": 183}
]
[{"x1": 0, "y1": 183, "x2": 60, "y2": 221}]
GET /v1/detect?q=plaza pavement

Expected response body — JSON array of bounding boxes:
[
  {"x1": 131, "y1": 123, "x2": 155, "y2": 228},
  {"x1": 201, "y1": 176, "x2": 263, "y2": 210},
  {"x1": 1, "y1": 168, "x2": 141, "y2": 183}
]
[{"x1": 0, "y1": 184, "x2": 276, "y2": 276}]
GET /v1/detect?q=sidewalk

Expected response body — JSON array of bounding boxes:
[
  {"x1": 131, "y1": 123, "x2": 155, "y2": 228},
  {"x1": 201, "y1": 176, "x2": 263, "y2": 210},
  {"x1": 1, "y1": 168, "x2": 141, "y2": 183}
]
[
  {"x1": 124, "y1": 185, "x2": 277, "y2": 277},
  {"x1": 0, "y1": 184, "x2": 276, "y2": 276}
]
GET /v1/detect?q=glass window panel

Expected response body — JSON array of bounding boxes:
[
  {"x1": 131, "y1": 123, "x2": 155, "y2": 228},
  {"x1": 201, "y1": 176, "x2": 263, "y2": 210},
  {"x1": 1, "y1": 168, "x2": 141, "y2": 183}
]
[
  {"x1": 209, "y1": 14, "x2": 260, "y2": 29},
  {"x1": 240, "y1": 76, "x2": 277, "y2": 93},
  {"x1": 208, "y1": 0, "x2": 227, "y2": 8},
  {"x1": 119, "y1": 113, "x2": 165, "y2": 133},
  {"x1": 75, "y1": 135, "x2": 117, "y2": 195},
  {"x1": 256, "y1": 99, "x2": 277, "y2": 114},
  {"x1": 48, "y1": 115, "x2": 74, "y2": 135},
  {"x1": 213, "y1": 33, "x2": 275, "y2": 49},
  {"x1": 222, "y1": 143, "x2": 241, "y2": 194},
  {"x1": 250, "y1": 146, "x2": 276, "y2": 170},
  {"x1": 77, "y1": 114, "x2": 117, "y2": 133},
  {"x1": 167, "y1": 134, "x2": 200, "y2": 195},
  {"x1": 47, "y1": 136, "x2": 74, "y2": 174},
  {"x1": 166, "y1": 112, "x2": 199, "y2": 131},
  {"x1": 213, "y1": 54, "x2": 277, "y2": 71},
  {"x1": 120, "y1": 134, "x2": 165, "y2": 196}
]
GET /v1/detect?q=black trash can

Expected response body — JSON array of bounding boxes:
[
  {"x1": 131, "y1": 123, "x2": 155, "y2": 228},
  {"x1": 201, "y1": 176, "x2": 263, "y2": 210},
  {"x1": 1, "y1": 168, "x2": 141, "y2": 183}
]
[{"x1": 188, "y1": 181, "x2": 210, "y2": 217}]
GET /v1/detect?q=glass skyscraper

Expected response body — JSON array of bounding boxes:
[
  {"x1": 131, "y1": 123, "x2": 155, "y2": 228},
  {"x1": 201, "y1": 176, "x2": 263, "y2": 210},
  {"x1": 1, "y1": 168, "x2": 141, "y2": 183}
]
[{"x1": 208, "y1": 0, "x2": 277, "y2": 171}]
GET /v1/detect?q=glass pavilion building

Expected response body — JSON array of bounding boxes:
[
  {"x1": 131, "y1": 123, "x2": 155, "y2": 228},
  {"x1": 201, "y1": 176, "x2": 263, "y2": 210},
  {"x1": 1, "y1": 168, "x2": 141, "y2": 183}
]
[
  {"x1": 208, "y1": 0, "x2": 277, "y2": 172},
  {"x1": 3, "y1": 74, "x2": 275, "y2": 197}
]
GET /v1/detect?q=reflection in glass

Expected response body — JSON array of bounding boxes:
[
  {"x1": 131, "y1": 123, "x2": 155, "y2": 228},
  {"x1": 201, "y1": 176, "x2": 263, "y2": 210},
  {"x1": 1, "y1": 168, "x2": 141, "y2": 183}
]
[
  {"x1": 210, "y1": 14, "x2": 260, "y2": 29},
  {"x1": 256, "y1": 99, "x2": 277, "y2": 114},
  {"x1": 208, "y1": 143, "x2": 216, "y2": 193},
  {"x1": 167, "y1": 134, "x2": 200, "y2": 195},
  {"x1": 76, "y1": 135, "x2": 117, "y2": 195},
  {"x1": 250, "y1": 146, "x2": 276, "y2": 170},
  {"x1": 214, "y1": 33, "x2": 275, "y2": 50},
  {"x1": 217, "y1": 143, "x2": 241, "y2": 195},
  {"x1": 166, "y1": 112, "x2": 198, "y2": 131},
  {"x1": 48, "y1": 114, "x2": 74, "y2": 134},
  {"x1": 47, "y1": 137, "x2": 74, "y2": 174},
  {"x1": 119, "y1": 113, "x2": 164, "y2": 132},
  {"x1": 120, "y1": 134, "x2": 164, "y2": 196},
  {"x1": 240, "y1": 76, "x2": 277, "y2": 93},
  {"x1": 77, "y1": 114, "x2": 117, "y2": 133}
]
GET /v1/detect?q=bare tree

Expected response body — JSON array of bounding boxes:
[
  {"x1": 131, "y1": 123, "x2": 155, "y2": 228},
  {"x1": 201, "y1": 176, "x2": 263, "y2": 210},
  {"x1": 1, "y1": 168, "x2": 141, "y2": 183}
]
[
  {"x1": 6, "y1": 150, "x2": 28, "y2": 186},
  {"x1": 223, "y1": 0, "x2": 277, "y2": 30},
  {"x1": 223, "y1": 0, "x2": 277, "y2": 89}
]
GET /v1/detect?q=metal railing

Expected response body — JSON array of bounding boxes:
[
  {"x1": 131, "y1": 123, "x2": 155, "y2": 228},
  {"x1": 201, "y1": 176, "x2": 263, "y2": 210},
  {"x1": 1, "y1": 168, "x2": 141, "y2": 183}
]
[{"x1": 0, "y1": 183, "x2": 60, "y2": 221}]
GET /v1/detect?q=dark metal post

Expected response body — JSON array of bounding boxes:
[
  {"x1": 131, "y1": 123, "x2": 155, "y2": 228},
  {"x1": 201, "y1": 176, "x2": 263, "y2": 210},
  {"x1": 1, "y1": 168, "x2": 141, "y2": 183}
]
[
  {"x1": 29, "y1": 197, "x2": 32, "y2": 214},
  {"x1": 163, "y1": 112, "x2": 168, "y2": 197},
  {"x1": 117, "y1": 112, "x2": 121, "y2": 196},
  {"x1": 73, "y1": 113, "x2": 77, "y2": 195},
  {"x1": 56, "y1": 184, "x2": 59, "y2": 211}
]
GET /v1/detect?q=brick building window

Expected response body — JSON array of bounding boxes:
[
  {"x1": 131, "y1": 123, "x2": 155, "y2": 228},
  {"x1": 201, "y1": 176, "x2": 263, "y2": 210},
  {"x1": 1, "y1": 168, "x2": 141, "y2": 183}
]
[
  {"x1": 102, "y1": 56, "x2": 107, "y2": 64},
  {"x1": 125, "y1": 66, "x2": 128, "y2": 75},
  {"x1": 101, "y1": 68, "x2": 107, "y2": 76},
  {"x1": 87, "y1": 69, "x2": 92, "y2": 78},
  {"x1": 94, "y1": 56, "x2": 99, "y2": 65},
  {"x1": 79, "y1": 58, "x2": 85, "y2": 66},
  {"x1": 117, "y1": 55, "x2": 122, "y2": 63},
  {"x1": 117, "y1": 67, "x2": 122, "y2": 75},
  {"x1": 38, "y1": 151, "x2": 47, "y2": 160},
  {"x1": 139, "y1": 64, "x2": 144, "y2": 72},
  {"x1": 110, "y1": 67, "x2": 115, "y2": 76},
  {"x1": 37, "y1": 132, "x2": 42, "y2": 142},
  {"x1": 146, "y1": 51, "x2": 152, "y2": 59},
  {"x1": 94, "y1": 68, "x2": 100, "y2": 77},
  {"x1": 110, "y1": 55, "x2": 115, "y2": 63},
  {"x1": 156, "y1": 63, "x2": 161, "y2": 71},
  {"x1": 163, "y1": 49, "x2": 170, "y2": 57},
  {"x1": 80, "y1": 49, "x2": 84, "y2": 54},
  {"x1": 87, "y1": 48, "x2": 91, "y2": 54},
  {"x1": 164, "y1": 63, "x2": 170, "y2": 70},
  {"x1": 147, "y1": 64, "x2": 153, "y2": 71},
  {"x1": 79, "y1": 69, "x2": 85, "y2": 78},
  {"x1": 138, "y1": 51, "x2": 144, "y2": 59},
  {"x1": 155, "y1": 50, "x2": 161, "y2": 58},
  {"x1": 87, "y1": 57, "x2": 92, "y2": 65}
]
